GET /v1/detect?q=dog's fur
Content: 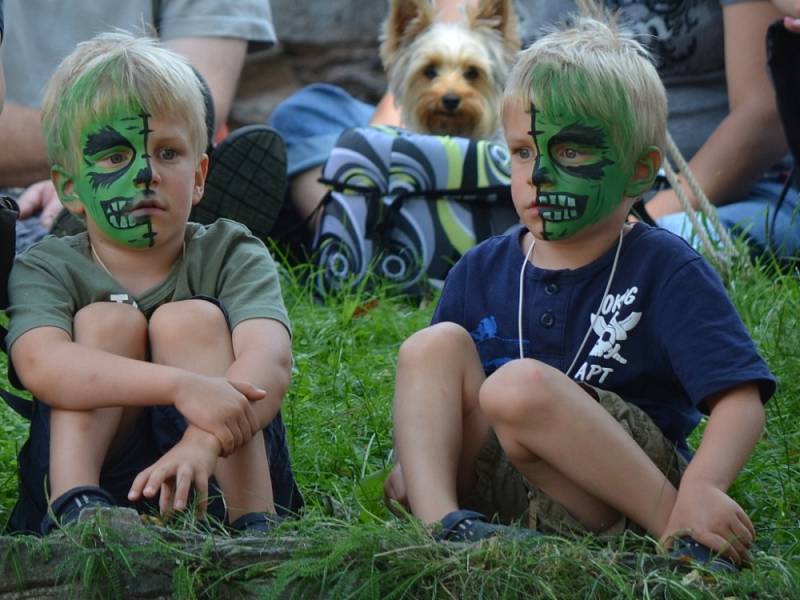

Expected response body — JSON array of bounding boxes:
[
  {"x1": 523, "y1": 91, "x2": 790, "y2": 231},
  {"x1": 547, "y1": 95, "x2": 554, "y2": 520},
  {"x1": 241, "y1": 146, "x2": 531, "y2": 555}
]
[{"x1": 380, "y1": 0, "x2": 520, "y2": 139}]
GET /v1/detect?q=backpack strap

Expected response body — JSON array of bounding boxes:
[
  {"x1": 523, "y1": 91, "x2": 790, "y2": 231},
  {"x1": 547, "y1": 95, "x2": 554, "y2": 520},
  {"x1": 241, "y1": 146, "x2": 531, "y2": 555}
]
[{"x1": 0, "y1": 323, "x2": 33, "y2": 420}]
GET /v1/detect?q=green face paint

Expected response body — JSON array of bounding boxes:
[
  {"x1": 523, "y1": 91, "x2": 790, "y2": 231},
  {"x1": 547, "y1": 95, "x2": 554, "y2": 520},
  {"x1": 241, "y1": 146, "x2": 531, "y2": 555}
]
[
  {"x1": 73, "y1": 109, "x2": 158, "y2": 248},
  {"x1": 529, "y1": 105, "x2": 633, "y2": 240}
]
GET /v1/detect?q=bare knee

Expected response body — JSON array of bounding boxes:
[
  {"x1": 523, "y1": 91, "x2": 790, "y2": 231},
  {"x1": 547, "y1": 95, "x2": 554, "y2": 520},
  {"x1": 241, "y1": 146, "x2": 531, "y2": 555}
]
[
  {"x1": 479, "y1": 359, "x2": 559, "y2": 425},
  {"x1": 149, "y1": 299, "x2": 228, "y2": 349},
  {"x1": 397, "y1": 322, "x2": 473, "y2": 371},
  {"x1": 73, "y1": 302, "x2": 147, "y2": 353}
]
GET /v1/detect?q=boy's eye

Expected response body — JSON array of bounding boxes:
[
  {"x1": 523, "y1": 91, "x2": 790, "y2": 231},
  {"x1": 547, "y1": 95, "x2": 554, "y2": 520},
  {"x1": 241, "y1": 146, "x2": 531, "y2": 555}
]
[
  {"x1": 159, "y1": 148, "x2": 177, "y2": 160},
  {"x1": 553, "y1": 144, "x2": 592, "y2": 165},
  {"x1": 516, "y1": 148, "x2": 533, "y2": 160},
  {"x1": 98, "y1": 149, "x2": 132, "y2": 168}
]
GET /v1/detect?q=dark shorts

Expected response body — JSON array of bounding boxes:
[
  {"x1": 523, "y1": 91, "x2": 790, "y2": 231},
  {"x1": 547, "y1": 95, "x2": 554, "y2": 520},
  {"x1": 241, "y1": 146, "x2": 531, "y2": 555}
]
[
  {"x1": 464, "y1": 386, "x2": 687, "y2": 538},
  {"x1": 6, "y1": 401, "x2": 303, "y2": 534}
]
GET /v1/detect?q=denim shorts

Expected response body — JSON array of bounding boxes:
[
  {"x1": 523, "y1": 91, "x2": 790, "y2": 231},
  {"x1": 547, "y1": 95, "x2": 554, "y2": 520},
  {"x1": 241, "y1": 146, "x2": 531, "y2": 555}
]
[
  {"x1": 464, "y1": 386, "x2": 687, "y2": 538},
  {"x1": 267, "y1": 83, "x2": 375, "y2": 177}
]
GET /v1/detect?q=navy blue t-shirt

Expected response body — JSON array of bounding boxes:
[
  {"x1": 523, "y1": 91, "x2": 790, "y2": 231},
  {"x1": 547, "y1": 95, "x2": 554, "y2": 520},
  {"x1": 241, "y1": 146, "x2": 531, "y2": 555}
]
[{"x1": 432, "y1": 224, "x2": 775, "y2": 458}]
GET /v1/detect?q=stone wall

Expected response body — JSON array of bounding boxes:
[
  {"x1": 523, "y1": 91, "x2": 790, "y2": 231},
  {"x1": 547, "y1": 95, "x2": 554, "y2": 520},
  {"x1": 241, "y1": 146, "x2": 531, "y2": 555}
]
[{"x1": 231, "y1": 0, "x2": 391, "y2": 127}]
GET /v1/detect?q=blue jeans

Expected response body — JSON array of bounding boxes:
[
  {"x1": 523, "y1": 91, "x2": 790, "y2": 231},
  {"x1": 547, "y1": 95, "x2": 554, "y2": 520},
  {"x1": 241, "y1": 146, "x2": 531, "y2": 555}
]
[
  {"x1": 656, "y1": 178, "x2": 799, "y2": 258},
  {"x1": 268, "y1": 83, "x2": 375, "y2": 177}
]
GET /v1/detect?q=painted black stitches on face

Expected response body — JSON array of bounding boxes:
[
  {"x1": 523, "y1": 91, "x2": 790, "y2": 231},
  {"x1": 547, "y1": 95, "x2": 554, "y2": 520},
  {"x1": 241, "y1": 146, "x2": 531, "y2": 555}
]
[{"x1": 137, "y1": 113, "x2": 154, "y2": 194}]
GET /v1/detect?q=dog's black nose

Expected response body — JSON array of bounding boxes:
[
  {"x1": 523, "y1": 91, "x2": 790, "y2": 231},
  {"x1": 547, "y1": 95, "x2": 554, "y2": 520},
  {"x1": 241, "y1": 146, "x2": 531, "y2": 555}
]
[{"x1": 442, "y1": 94, "x2": 461, "y2": 111}]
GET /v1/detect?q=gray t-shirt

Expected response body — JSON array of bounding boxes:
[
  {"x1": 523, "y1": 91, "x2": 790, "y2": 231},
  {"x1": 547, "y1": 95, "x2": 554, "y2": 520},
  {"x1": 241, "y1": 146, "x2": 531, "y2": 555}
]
[
  {"x1": 513, "y1": 0, "x2": 759, "y2": 160},
  {"x1": 2, "y1": 0, "x2": 275, "y2": 108},
  {"x1": 6, "y1": 220, "x2": 290, "y2": 348}
]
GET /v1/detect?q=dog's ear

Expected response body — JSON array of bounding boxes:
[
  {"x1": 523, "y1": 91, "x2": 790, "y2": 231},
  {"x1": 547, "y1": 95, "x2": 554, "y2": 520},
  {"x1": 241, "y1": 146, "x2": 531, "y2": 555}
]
[
  {"x1": 469, "y1": 0, "x2": 521, "y2": 56},
  {"x1": 380, "y1": 0, "x2": 435, "y2": 67}
]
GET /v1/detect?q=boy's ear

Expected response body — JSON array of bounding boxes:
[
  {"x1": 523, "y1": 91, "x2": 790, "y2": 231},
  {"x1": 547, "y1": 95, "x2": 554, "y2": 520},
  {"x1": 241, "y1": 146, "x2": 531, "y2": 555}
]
[
  {"x1": 50, "y1": 165, "x2": 85, "y2": 215},
  {"x1": 191, "y1": 153, "x2": 209, "y2": 207},
  {"x1": 624, "y1": 146, "x2": 662, "y2": 199}
]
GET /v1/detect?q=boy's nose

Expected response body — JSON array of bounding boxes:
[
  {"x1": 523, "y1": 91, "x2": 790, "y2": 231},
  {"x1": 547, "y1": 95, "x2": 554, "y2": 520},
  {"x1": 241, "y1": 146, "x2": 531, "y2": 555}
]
[
  {"x1": 133, "y1": 165, "x2": 158, "y2": 188},
  {"x1": 532, "y1": 166, "x2": 551, "y2": 187}
]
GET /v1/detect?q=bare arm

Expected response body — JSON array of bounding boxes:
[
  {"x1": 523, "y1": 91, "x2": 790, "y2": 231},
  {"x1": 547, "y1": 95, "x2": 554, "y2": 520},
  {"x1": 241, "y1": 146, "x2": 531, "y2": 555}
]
[
  {"x1": 662, "y1": 382, "x2": 765, "y2": 563},
  {"x1": 164, "y1": 37, "x2": 247, "y2": 134},
  {"x1": 0, "y1": 102, "x2": 50, "y2": 187},
  {"x1": 647, "y1": 1, "x2": 787, "y2": 218},
  {"x1": 226, "y1": 318, "x2": 293, "y2": 428}
]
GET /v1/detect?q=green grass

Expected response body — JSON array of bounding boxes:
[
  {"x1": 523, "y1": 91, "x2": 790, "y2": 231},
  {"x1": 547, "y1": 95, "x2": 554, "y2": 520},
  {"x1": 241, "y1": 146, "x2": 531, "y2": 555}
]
[{"x1": 1, "y1": 254, "x2": 798, "y2": 598}]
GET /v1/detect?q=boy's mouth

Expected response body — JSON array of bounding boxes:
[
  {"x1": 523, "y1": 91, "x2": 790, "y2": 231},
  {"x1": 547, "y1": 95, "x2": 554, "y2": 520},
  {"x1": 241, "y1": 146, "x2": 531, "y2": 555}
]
[
  {"x1": 535, "y1": 193, "x2": 587, "y2": 222},
  {"x1": 100, "y1": 196, "x2": 164, "y2": 229}
]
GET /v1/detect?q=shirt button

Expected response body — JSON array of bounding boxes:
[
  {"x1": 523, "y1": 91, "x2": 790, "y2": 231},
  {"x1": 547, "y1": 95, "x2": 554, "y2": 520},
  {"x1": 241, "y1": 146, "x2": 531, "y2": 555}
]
[
  {"x1": 539, "y1": 310, "x2": 555, "y2": 328},
  {"x1": 544, "y1": 282, "x2": 560, "y2": 295}
]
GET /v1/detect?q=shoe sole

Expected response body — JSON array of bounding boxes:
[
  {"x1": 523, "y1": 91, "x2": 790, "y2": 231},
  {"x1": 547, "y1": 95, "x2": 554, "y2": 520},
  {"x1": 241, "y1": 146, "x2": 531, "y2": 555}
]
[{"x1": 191, "y1": 125, "x2": 288, "y2": 240}]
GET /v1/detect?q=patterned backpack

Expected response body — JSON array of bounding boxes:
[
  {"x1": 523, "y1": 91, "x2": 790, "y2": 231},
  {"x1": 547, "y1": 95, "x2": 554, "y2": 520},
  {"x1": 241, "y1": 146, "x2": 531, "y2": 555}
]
[{"x1": 312, "y1": 125, "x2": 519, "y2": 297}]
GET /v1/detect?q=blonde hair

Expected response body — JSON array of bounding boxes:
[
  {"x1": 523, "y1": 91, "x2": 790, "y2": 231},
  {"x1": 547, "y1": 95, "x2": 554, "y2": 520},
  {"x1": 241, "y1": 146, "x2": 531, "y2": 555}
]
[
  {"x1": 503, "y1": 4, "x2": 666, "y2": 167},
  {"x1": 41, "y1": 31, "x2": 207, "y2": 173}
]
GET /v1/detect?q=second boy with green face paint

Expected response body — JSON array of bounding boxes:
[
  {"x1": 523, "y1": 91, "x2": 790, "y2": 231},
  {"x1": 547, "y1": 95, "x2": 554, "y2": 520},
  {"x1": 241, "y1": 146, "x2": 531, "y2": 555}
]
[{"x1": 385, "y1": 10, "x2": 773, "y2": 570}]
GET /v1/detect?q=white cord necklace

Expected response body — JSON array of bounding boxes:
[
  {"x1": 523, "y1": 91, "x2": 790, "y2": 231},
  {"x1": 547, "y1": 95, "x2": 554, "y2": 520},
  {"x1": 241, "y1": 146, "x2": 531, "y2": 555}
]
[
  {"x1": 90, "y1": 241, "x2": 186, "y2": 278},
  {"x1": 90, "y1": 242, "x2": 114, "y2": 277},
  {"x1": 517, "y1": 227, "x2": 625, "y2": 378}
]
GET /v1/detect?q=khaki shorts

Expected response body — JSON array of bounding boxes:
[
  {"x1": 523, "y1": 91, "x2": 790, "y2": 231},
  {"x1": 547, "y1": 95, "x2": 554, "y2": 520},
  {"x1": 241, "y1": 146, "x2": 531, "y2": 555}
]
[{"x1": 464, "y1": 385, "x2": 687, "y2": 538}]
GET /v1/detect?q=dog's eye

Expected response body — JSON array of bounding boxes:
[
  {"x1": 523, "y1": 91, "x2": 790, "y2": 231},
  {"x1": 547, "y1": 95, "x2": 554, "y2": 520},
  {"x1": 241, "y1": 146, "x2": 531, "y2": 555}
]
[
  {"x1": 423, "y1": 66, "x2": 438, "y2": 80},
  {"x1": 464, "y1": 67, "x2": 480, "y2": 81}
]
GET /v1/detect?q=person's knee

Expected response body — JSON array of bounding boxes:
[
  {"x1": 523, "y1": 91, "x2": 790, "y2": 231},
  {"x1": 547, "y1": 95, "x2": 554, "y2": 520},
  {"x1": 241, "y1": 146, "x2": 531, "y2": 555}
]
[
  {"x1": 73, "y1": 302, "x2": 147, "y2": 348},
  {"x1": 149, "y1": 299, "x2": 228, "y2": 348},
  {"x1": 397, "y1": 322, "x2": 472, "y2": 371},
  {"x1": 479, "y1": 359, "x2": 557, "y2": 425}
]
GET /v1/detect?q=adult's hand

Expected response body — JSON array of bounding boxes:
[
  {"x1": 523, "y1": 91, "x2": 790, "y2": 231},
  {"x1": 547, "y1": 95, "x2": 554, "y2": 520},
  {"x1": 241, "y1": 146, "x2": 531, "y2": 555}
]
[{"x1": 17, "y1": 179, "x2": 62, "y2": 229}]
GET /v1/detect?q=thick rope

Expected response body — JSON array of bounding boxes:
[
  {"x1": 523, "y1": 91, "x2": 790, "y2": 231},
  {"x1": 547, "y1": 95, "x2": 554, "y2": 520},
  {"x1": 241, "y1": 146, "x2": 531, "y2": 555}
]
[{"x1": 663, "y1": 132, "x2": 739, "y2": 261}]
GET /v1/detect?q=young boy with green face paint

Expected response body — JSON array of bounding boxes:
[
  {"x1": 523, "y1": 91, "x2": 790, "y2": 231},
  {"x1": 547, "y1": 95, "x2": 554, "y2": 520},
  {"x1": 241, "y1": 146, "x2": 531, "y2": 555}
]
[
  {"x1": 384, "y1": 14, "x2": 774, "y2": 567},
  {"x1": 4, "y1": 32, "x2": 302, "y2": 534}
]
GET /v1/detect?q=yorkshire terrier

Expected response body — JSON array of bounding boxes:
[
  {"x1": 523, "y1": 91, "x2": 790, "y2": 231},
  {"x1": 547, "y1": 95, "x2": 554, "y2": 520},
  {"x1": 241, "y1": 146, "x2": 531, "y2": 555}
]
[{"x1": 380, "y1": 0, "x2": 520, "y2": 139}]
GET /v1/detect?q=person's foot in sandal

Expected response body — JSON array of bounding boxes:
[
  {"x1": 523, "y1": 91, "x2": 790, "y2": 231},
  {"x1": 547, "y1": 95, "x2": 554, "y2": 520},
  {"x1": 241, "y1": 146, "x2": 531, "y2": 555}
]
[
  {"x1": 669, "y1": 536, "x2": 739, "y2": 572},
  {"x1": 436, "y1": 509, "x2": 541, "y2": 543},
  {"x1": 228, "y1": 511, "x2": 283, "y2": 535},
  {"x1": 40, "y1": 485, "x2": 117, "y2": 535}
]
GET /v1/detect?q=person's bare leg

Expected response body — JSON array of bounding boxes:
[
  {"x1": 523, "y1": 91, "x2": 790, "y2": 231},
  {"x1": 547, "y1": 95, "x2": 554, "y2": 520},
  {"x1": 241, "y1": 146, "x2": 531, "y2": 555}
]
[
  {"x1": 149, "y1": 299, "x2": 272, "y2": 521},
  {"x1": 49, "y1": 302, "x2": 147, "y2": 499},
  {"x1": 480, "y1": 359, "x2": 677, "y2": 537},
  {"x1": 391, "y1": 322, "x2": 489, "y2": 524},
  {"x1": 290, "y1": 166, "x2": 326, "y2": 234}
]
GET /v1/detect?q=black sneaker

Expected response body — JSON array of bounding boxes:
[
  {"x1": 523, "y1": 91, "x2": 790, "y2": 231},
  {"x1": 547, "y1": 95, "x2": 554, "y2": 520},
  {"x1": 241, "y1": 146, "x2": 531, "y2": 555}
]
[
  {"x1": 40, "y1": 485, "x2": 117, "y2": 535},
  {"x1": 192, "y1": 125, "x2": 287, "y2": 241},
  {"x1": 437, "y1": 509, "x2": 541, "y2": 542},
  {"x1": 228, "y1": 511, "x2": 284, "y2": 535},
  {"x1": 669, "y1": 536, "x2": 739, "y2": 572}
]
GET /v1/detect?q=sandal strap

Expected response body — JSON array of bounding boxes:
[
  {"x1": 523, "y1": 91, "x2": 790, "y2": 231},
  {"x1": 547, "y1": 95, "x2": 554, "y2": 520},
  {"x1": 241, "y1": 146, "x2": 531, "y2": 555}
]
[{"x1": 41, "y1": 485, "x2": 116, "y2": 534}]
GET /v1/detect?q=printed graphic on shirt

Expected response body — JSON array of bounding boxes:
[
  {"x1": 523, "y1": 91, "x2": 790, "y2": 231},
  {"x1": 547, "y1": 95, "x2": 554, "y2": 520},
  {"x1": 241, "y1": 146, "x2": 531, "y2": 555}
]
[
  {"x1": 574, "y1": 286, "x2": 641, "y2": 384},
  {"x1": 610, "y1": 0, "x2": 708, "y2": 74},
  {"x1": 108, "y1": 293, "x2": 138, "y2": 309},
  {"x1": 470, "y1": 316, "x2": 525, "y2": 373}
]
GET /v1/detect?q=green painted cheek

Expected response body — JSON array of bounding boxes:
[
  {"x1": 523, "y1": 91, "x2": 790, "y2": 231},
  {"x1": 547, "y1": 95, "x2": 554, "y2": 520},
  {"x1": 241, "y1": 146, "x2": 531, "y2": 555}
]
[
  {"x1": 530, "y1": 106, "x2": 630, "y2": 240},
  {"x1": 75, "y1": 111, "x2": 157, "y2": 248}
]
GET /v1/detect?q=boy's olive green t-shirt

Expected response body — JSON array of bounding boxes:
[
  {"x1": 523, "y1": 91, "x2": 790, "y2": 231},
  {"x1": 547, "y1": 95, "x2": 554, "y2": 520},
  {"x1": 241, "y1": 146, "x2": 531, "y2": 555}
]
[{"x1": 5, "y1": 219, "x2": 290, "y2": 348}]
